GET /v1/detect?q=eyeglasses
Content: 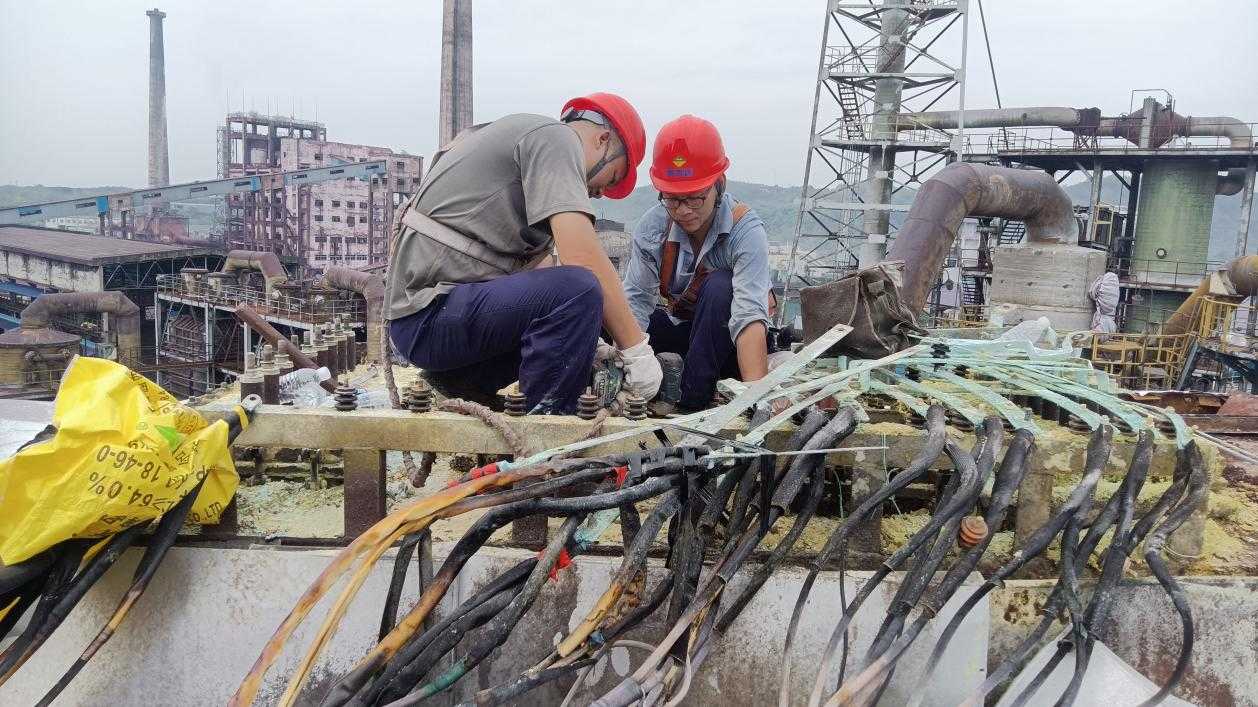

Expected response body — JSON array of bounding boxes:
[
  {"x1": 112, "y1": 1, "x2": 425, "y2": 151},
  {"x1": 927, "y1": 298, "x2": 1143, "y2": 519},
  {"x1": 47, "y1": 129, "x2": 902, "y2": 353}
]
[{"x1": 658, "y1": 190, "x2": 711, "y2": 210}]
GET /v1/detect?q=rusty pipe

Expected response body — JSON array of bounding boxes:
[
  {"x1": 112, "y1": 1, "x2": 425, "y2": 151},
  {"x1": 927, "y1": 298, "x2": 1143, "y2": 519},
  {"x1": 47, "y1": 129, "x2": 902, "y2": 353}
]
[
  {"x1": 1098, "y1": 107, "x2": 1253, "y2": 150},
  {"x1": 886, "y1": 162, "x2": 1078, "y2": 312},
  {"x1": 321, "y1": 267, "x2": 385, "y2": 364},
  {"x1": 1162, "y1": 254, "x2": 1258, "y2": 336},
  {"x1": 222, "y1": 250, "x2": 288, "y2": 291},
  {"x1": 895, "y1": 104, "x2": 1253, "y2": 150},
  {"x1": 20, "y1": 292, "x2": 142, "y2": 361},
  {"x1": 234, "y1": 304, "x2": 336, "y2": 393},
  {"x1": 891, "y1": 106, "x2": 1099, "y2": 132}
]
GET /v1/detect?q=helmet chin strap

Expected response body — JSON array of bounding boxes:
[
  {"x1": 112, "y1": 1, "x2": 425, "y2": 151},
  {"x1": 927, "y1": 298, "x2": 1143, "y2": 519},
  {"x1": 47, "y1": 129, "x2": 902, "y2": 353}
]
[{"x1": 585, "y1": 136, "x2": 625, "y2": 183}]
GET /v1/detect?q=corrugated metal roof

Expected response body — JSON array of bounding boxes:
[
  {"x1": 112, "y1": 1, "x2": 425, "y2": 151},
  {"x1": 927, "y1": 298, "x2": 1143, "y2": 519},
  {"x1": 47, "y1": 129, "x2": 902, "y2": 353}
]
[{"x1": 0, "y1": 225, "x2": 215, "y2": 266}]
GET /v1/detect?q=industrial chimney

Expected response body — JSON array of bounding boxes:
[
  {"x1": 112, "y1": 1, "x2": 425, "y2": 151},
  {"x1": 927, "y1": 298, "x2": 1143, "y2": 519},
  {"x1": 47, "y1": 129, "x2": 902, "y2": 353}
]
[
  {"x1": 146, "y1": 8, "x2": 170, "y2": 187},
  {"x1": 438, "y1": 0, "x2": 472, "y2": 148}
]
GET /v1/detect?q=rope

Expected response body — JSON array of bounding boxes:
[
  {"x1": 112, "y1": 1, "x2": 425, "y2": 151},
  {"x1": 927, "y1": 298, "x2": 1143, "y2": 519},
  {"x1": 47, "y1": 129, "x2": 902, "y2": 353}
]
[
  {"x1": 436, "y1": 398, "x2": 529, "y2": 458},
  {"x1": 380, "y1": 316, "x2": 424, "y2": 484},
  {"x1": 977, "y1": 0, "x2": 1002, "y2": 108}
]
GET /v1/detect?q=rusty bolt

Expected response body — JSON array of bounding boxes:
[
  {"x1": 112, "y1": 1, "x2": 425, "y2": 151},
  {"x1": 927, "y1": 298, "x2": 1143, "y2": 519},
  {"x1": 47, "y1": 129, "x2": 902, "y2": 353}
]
[{"x1": 958, "y1": 516, "x2": 988, "y2": 549}]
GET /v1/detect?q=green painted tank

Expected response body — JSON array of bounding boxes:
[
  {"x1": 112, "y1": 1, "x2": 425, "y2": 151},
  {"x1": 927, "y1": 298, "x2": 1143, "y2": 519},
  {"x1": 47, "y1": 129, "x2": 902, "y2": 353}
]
[{"x1": 1132, "y1": 160, "x2": 1217, "y2": 278}]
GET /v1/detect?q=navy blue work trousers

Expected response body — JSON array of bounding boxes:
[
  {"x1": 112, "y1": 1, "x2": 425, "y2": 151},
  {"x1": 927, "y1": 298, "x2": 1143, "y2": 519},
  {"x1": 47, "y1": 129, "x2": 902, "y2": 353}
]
[
  {"x1": 648, "y1": 269, "x2": 742, "y2": 410},
  {"x1": 389, "y1": 266, "x2": 602, "y2": 414}
]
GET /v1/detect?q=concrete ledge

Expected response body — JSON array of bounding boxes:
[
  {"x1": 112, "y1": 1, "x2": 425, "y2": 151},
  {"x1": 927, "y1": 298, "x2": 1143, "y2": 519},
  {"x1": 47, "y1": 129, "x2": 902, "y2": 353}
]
[{"x1": 0, "y1": 544, "x2": 988, "y2": 706}]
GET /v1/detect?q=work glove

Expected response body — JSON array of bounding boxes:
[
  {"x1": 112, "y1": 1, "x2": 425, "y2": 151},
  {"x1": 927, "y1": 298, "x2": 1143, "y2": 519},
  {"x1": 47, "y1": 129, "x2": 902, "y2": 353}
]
[
  {"x1": 594, "y1": 339, "x2": 621, "y2": 365},
  {"x1": 620, "y1": 336, "x2": 663, "y2": 401}
]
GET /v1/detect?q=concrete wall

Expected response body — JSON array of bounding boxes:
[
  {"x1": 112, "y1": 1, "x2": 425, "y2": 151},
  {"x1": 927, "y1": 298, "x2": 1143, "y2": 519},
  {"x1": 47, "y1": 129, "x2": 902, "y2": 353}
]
[
  {"x1": 1, "y1": 545, "x2": 989, "y2": 706},
  {"x1": 991, "y1": 577, "x2": 1258, "y2": 706},
  {"x1": 2, "y1": 550, "x2": 1254, "y2": 705},
  {"x1": 0, "y1": 252, "x2": 102, "y2": 292},
  {"x1": 990, "y1": 243, "x2": 1108, "y2": 331}
]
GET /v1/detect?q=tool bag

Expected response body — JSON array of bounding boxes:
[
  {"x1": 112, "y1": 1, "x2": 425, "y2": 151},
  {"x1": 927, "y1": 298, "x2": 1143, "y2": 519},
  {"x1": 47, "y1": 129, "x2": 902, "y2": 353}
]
[{"x1": 799, "y1": 260, "x2": 926, "y2": 359}]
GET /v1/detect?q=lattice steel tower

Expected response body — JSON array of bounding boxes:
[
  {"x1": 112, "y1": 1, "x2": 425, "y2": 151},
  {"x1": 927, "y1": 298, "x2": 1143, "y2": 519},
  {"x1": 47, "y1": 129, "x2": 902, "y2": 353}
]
[{"x1": 782, "y1": 0, "x2": 969, "y2": 299}]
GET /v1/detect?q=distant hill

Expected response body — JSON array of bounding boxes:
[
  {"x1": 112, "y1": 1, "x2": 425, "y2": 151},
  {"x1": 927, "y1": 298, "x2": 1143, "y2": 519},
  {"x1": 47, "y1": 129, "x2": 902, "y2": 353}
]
[
  {"x1": 594, "y1": 180, "x2": 806, "y2": 240},
  {"x1": 6, "y1": 175, "x2": 1254, "y2": 261},
  {"x1": 0, "y1": 185, "x2": 216, "y2": 228},
  {"x1": 0, "y1": 184, "x2": 131, "y2": 209},
  {"x1": 596, "y1": 175, "x2": 1256, "y2": 262}
]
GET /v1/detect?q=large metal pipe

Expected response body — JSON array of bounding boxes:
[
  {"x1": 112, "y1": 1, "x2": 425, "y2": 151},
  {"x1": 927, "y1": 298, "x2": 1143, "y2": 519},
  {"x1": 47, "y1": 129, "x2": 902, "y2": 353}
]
[
  {"x1": 321, "y1": 267, "x2": 385, "y2": 364},
  {"x1": 886, "y1": 162, "x2": 1078, "y2": 312},
  {"x1": 221, "y1": 250, "x2": 288, "y2": 291},
  {"x1": 1217, "y1": 168, "x2": 1249, "y2": 196},
  {"x1": 1162, "y1": 254, "x2": 1258, "y2": 336},
  {"x1": 20, "y1": 292, "x2": 142, "y2": 361},
  {"x1": 892, "y1": 106, "x2": 1099, "y2": 132},
  {"x1": 859, "y1": 7, "x2": 911, "y2": 266},
  {"x1": 438, "y1": 0, "x2": 473, "y2": 147},
  {"x1": 146, "y1": 8, "x2": 170, "y2": 187},
  {"x1": 894, "y1": 103, "x2": 1253, "y2": 150},
  {"x1": 234, "y1": 305, "x2": 336, "y2": 393}
]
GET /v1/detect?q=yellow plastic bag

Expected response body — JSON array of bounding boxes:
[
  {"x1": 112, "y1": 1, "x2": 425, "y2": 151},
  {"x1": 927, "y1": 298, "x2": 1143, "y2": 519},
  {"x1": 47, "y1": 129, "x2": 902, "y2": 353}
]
[{"x1": 0, "y1": 357, "x2": 238, "y2": 564}]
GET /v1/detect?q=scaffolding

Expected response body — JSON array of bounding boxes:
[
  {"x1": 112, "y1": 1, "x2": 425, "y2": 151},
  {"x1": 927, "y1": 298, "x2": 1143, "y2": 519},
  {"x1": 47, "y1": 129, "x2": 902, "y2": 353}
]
[
  {"x1": 154, "y1": 272, "x2": 367, "y2": 396},
  {"x1": 782, "y1": 0, "x2": 968, "y2": 308}
]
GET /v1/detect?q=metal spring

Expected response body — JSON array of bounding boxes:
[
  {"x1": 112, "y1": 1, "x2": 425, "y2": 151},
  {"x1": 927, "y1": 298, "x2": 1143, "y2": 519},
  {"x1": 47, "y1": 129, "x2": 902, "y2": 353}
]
[
  {"x1": 577, "y1": 387, "x2": 600, "y2": 420},
  {"x1": 334, "y1": 379, "x2": 357, "y2": 412},
  {"x1": 624, "y1": 393, "x2": 647, "y2": 420},
  {"x1": 503, "y1": 390, "x2": 527, "y2": 416},
  {"x1": 407, "y1": 379, "x2": 433, "y2": 413}
]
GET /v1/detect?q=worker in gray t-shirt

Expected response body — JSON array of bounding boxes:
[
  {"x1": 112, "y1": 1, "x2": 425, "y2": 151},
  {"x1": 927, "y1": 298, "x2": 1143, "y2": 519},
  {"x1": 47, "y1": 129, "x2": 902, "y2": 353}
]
[{"x1": 385, "y1": 93, "x2": 663, "y2": 414}]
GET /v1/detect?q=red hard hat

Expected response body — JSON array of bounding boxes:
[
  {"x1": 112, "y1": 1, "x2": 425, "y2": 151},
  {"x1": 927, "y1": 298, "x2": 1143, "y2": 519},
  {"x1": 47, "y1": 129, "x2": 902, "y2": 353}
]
[
  {"x1": 649, "y1": 115, "x2": 730, "y2": 193},
  {"x1": 561, "y1": 92, "x2": 646, "y2": 200}
]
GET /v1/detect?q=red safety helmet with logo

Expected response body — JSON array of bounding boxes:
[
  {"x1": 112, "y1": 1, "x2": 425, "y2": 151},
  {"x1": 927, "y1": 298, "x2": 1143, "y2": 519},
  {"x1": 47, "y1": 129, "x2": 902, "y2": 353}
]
[
  {"x1": 561, "y1": 92, "x2": 646, "y2": 199},
  {"x1": 649, "y1": 115, "x2": 730, "y2": 194}
]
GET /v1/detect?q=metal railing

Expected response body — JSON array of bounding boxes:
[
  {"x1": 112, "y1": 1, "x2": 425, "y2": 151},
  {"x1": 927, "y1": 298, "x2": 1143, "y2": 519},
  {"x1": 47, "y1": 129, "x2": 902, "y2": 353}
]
[
  {"x1": 963, "y1": 124, "x2": 1258, "y2": 155},
  {"x1": 156, "y1": 274, "x2": 365, "y2": 325}
]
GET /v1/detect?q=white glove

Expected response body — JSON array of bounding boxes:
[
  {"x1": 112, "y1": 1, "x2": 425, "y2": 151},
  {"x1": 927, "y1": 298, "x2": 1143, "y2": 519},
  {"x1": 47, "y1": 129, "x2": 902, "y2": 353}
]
[
  {"x1": 620, "y1": 336, "x2": 663, "y2": 401},
  {"x1": 594, "y1": 339, "x2": 621, "y2": 364}
]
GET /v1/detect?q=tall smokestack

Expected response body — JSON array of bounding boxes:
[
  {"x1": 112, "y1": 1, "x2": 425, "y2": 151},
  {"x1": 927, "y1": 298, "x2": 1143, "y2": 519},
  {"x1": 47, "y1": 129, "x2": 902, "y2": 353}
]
[
  {"x1": 438, "y1": 0, "x2": 472, "y2": 148},
  {"x1": 146, "y1": 8, "x2": 170, "y2": 187}
]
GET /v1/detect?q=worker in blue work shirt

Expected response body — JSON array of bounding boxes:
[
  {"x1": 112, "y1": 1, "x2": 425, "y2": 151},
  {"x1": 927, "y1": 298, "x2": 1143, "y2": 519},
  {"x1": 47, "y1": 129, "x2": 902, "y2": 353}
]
[
  {"x1": 622, "y1": 115, "x2": 773, "y2": 411},
  {"x1": 385, "y1": 93, "x2": 662, "y2": 414}
]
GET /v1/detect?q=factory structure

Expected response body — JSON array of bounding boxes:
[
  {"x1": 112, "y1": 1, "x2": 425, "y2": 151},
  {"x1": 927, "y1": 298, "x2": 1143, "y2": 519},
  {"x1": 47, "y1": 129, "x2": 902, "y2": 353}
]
[
  {"x1": 786, "y1": 4, "x2": 1255, "y2": 341},
  {"x1": 216, "y1": 112, "x2": 423, "y2": 267}
]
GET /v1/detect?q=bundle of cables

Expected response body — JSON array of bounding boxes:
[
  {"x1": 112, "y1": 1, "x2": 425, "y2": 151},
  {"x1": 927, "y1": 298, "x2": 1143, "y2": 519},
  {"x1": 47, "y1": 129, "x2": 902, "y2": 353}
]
[{"x1": 231, "y1": 339, "x2": 1206, "y2": 706}]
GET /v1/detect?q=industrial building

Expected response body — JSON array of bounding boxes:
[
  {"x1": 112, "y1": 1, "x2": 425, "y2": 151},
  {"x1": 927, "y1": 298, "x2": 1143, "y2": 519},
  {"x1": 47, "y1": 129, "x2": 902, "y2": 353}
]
[
  {"x1": 0, "y1": 224, "x2": 219, "y2": 397},
  {"x1": 217, "y1": 111, "x2": 423, "y2": 267}
]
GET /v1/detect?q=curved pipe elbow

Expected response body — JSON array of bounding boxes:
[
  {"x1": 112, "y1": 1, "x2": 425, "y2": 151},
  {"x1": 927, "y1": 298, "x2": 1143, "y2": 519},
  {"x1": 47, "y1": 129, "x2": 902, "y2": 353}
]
[
  {"x1": 20, "y1": 292, "x2": 143, "y2": 356},
  {"x1": 887, "y1": 163, "x2": 1078, "y2": 312},
  {"x1": 1217, "y1": 168, "x2": 1249, "y2": 196},
  {"x1": 222, "y1": 250, "x2": 288, "y2": 288}
]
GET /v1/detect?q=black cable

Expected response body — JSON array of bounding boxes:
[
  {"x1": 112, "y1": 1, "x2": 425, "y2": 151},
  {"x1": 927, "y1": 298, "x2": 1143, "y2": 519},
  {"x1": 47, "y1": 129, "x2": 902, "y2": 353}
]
[
  {"x1": 1136, "y1": 442, "x2": 1208, "y2": 707},
  {"x1": 379, "y1": 533, "x2": 423, "y2": 642},
  {"x1": 778, "y1": 404, "x2": 947, "y2": 702},
  {"x1": 904, "y1": 424, "x2": 1113, "y2": 699},
  {"x1": 814, "y1": 437, "x2": 981, "y2": 704}
]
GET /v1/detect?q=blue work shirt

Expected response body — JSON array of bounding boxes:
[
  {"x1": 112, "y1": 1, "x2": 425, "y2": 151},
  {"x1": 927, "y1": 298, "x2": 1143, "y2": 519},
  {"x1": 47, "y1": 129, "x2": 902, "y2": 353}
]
[{"x1": 623, "y1": 193, "x2": 772, "y2": 342}]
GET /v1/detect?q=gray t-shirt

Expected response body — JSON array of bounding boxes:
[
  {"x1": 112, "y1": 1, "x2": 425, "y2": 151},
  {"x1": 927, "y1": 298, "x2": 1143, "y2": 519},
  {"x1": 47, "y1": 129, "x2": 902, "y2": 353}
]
[{"x1": 384, "y1": 114, "x2": 595, "y2": 320}]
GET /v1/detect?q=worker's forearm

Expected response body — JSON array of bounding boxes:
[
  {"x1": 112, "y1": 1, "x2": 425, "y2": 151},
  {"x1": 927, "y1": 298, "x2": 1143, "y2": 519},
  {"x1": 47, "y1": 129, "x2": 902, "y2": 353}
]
[
  {"x1": 735, "y1": 322, "x2": 769, "y2": 381},
  {"x1": 550, "y1": 213, "x2": 646, "y2": 348},
  {"x1": 571, "y1": 250, "x2": 643, "y2": 346}
]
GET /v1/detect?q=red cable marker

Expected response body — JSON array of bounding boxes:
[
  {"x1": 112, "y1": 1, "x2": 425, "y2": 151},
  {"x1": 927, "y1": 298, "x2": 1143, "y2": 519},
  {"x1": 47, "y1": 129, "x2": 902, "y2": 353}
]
[{"x1": 540, "y1": 548, "x2": 573, "y2": 581}]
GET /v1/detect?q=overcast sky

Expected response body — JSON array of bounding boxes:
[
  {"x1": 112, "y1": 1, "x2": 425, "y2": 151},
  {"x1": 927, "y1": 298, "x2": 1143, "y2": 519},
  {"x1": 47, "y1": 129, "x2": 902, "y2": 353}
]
[{"x1": 1, "y1": 1, "x2": 1254, "y2": 189}]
